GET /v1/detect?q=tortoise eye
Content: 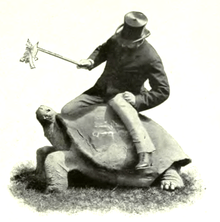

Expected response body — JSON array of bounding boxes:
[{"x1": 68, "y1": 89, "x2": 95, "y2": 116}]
[{"x1": 46, "y1": 109, "x2": 51, "y2": 112}]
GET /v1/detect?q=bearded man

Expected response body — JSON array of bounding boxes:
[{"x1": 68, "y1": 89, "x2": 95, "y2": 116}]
[{"x1": 61, "y1": 11, "x2": 170, "y2": 170}]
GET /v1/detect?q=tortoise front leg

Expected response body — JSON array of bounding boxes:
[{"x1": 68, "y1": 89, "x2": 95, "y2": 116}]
[{"x1": 35, "y1": 146, "x2": 56, "y2": 179}]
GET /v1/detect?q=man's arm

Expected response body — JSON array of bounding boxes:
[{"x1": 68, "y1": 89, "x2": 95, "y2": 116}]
[
  {"x1": 77, "y1": 39, "x2": 110, "y2": 70},
  {"x1": 87, "y1": 38, "x2": 111, "y2": 69},
  {"x1": 134, "y1": 59, "x2": 170, "y2": 112}
]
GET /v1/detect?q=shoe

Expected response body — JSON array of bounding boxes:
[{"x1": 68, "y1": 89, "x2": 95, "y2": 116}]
[{"x1": 135, "y1": 152, "x2": 152, "y2": 170}]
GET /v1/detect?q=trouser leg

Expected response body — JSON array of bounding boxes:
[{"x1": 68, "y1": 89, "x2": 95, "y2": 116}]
[
  {"x1": 44, "y1": 151, "x2": 77, "y2": 191},
  {"x1": 61, "y1": 94, "x2": 104, "y2": 116},
  {"x1": 108, "y1": 93, "x2": 155, "y2": 154}
]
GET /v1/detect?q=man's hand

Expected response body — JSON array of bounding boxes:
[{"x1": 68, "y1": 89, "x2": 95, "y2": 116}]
[
  {"x1": 123, "y1": 91, "x2": 136, "y2": 106},
  {"x1": 77, "y1": 59, "x2": 94, "y2": 69}
]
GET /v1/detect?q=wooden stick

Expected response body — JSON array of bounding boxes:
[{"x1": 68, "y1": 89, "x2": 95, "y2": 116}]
[{"x1": 38, "y1": 47, "x2": 80, "y2": 66}]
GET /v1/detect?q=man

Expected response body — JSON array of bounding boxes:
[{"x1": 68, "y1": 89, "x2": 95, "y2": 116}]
[{"x1": 61, "y1": 11, "x2": 170, "y2": 170}]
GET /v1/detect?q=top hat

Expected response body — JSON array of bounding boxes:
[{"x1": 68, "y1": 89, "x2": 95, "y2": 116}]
[{"x1": 115, "y1": 11, "x2": 150, "y2": 45}]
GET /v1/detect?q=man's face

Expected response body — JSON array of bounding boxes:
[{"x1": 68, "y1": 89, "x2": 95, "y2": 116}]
[{"x1": 121, "y1": 40, "x2": 144, "y2": 50}]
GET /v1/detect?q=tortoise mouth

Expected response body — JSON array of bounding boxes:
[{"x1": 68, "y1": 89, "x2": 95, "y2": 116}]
[{"x1": 43, "y1": 114, "x2": 53, "y2": 121}]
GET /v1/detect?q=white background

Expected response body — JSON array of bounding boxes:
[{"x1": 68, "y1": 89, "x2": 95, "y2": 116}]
[{"x1": 0, "y1": 0, "x2": 219, "y2": 220}]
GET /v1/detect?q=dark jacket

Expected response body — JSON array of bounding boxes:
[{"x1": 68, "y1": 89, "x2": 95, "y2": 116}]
[{"x1": 84, "y1": 35, "x2": 170, "y2": 112}]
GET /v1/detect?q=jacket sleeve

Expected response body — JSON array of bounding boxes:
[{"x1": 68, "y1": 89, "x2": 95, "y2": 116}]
[
  {"x1": 134, "y1": 59, "x2": 170, "y2": 112},
  {"x1": 87, "y1": 38, "x2": 111, "y2": 69}
]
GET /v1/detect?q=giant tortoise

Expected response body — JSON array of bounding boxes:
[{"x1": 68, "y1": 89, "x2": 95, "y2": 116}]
[{"x1": 35, "y1": 104, "x2": 191, "y2": 192}]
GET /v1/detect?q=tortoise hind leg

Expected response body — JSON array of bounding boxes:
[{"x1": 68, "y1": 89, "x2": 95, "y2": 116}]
[{"x1": 160, "y1": 164, "x2": 184, "y2": 191}]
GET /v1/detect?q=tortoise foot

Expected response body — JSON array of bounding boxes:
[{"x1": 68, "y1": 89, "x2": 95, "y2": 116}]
[
  {"x1": 160, "y1": 167, "x2": 184, "y2": 191},
  {"x1": 35, "y1": 169, "x2": 46, "y2": 180}
]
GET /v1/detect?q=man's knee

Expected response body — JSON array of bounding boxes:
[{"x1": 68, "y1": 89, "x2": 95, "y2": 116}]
[
  {"x1": 61, "y1": 104, "x2": 70, "y2": 115},
  {"x1": 61, "y1": 101, "x2": 82, "y2": 115},
  {"x1": 108, "y1": 93, "x2": 138, "y2": 116},
  {"x1": 108, "y1": 93, "x2": 125, "y2": 106}
]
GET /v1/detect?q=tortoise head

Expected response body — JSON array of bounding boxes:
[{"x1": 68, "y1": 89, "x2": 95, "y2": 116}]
[{"x1": 36, "y1": 105, "x2": 57, "y2": 126}]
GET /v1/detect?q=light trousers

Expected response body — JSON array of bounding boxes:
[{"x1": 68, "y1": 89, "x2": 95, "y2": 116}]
[{"x1": 61, "y1": 93, "x2": 155, "y2": 153}]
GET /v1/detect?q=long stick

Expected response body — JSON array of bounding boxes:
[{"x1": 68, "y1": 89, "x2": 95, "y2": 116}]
[{"x1": 38, "y1": 47, "x2": 80, "y2": 66}]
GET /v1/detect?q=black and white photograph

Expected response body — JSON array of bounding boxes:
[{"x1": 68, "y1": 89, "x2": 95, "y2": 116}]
[{"x1": 0, "y1": 0, "x2": 219, "y2": 220}]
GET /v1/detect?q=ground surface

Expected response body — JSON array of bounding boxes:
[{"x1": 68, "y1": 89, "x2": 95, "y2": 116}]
[{"x1": 9, "y1": 162, "x2": 204, "y2": 214}]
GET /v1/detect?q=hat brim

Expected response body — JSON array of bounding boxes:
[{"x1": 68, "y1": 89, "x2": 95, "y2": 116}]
[{"x1": 115, "y1": 24, "x2": 150, "y2": 46}]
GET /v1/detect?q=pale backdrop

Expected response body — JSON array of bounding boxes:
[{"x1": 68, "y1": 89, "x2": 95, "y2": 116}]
[{"x1": 0, "y1": 0, "x2": 219, "y2": 220}]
